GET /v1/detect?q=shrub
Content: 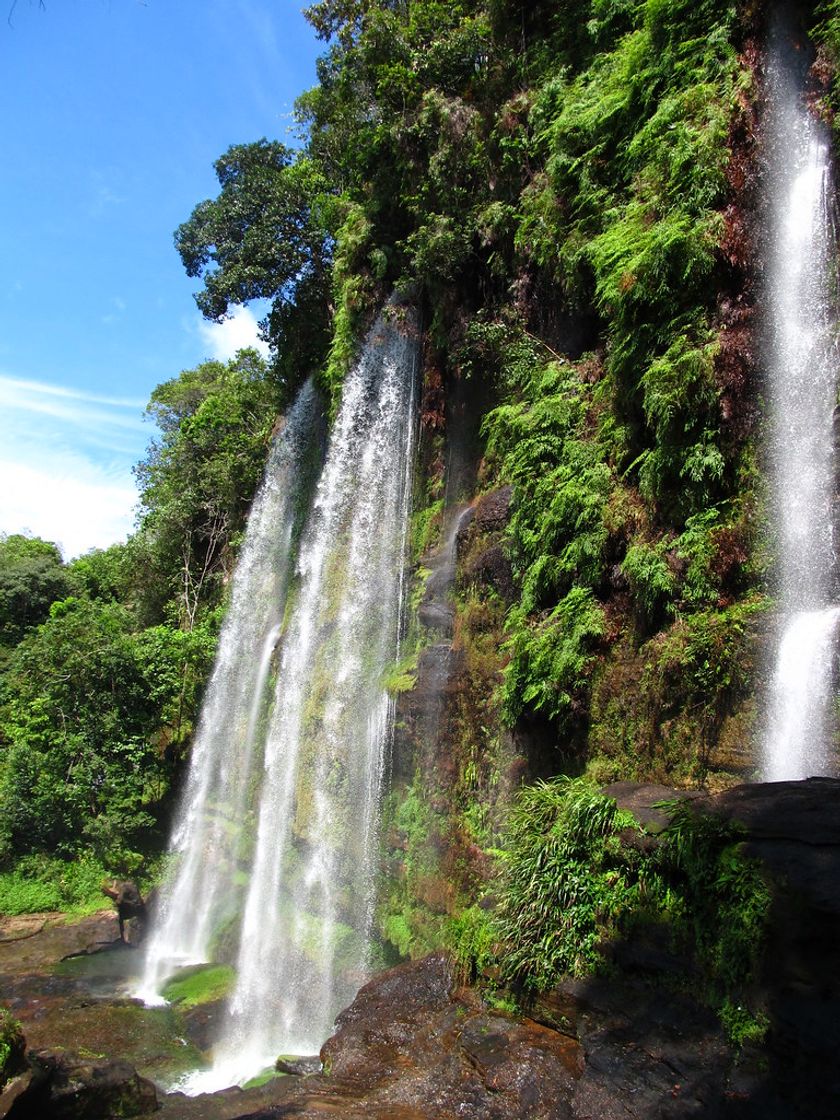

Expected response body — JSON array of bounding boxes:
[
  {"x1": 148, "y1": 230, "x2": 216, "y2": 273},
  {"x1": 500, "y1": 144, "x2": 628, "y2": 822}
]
[{"x1": 0, "y1": 1009, "x2": 25, "y2": 1088}]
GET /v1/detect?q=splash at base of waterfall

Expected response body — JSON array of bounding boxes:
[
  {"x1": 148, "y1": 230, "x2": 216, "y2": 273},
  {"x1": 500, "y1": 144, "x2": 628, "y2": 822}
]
[
  {"x1": 764, "y1": 607, "x2": 840, "y2": 782},
  {"x1": 172, "y1": 1052, "x2": 305, "y2": 1096}
]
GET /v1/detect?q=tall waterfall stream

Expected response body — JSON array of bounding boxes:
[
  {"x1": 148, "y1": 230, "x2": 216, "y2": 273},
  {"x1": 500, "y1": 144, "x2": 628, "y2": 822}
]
[
  {"x1": 763, "y1": 27, "x2": 840, "y2": 780},
  {"x1": 137, "y1": 307, "x2": 418, "y2": 1090}
]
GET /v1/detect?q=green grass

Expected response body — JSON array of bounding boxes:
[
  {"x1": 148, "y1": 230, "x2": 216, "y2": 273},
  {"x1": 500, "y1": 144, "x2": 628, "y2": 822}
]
[{"x1": 0, "y1": 854, "x2": 113, "y2": 916}]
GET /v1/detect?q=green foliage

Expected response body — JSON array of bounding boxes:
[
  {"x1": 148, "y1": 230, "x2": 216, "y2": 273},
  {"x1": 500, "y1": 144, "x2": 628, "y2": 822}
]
[
  {"x1": 813, "y1": 2, "x2": 840, "y2": 138},
  {"x1": 0, "y1": 852, "x2": 118, "y2": 915},
  {"x1": 134, "y1": 620, "x2": 218, "y2": 751},
  {"x1": 0, "y1": 533, "x2": 68, "y2": 649},
  {"x1": 67, "y1": 543, "x2": 135, "y2": 606},
  {"x1": 320, "y1": 201, "x2": 381, "y2": 410},
  {"x1": 718, "y1": 1000, "x2": 769, "y2": 1049},
  {"x1": 484, "y1": 355, "x2": 613, "y2": 611},
  {"x1": 518, "y1": 0, "x2": 738, "y2": 518},
  {"x1": 487, "y1": 777, "x2": 771, "y2": 1027},
  {"x1": 502, "y1": 589, "x2": 605, "y2": 727},
  {"x1": 382, "y1": 912, "x2": 415, "y2": 958},
  {"x1": 589, "y1": 596, "x2": 767, "y2": 783},
  {"x1": 411, "y1": 499, "x2": 444, "y2": 560},
  {"x1": 381, "y1": 651, "x2": 418, "y2": 695},
  {"x1": 175, "y1": 140, "x2": 330, "y2": 368},
  {"x1": 0, "y1": 597, "x2": 163, "y2": 863},
  {"x1": 449, "y1": 902, "x2": 497, "y2": 979},
  {"x1": 621, "y1": 540, "x2": 675, "y2": 627},
  {"x1": 378, "y1": 779, "x2": 452, "y2": 959},
  {"x1": 135, "y1": 350, "x2": 280, "y2": 629},
  {"x1": 494, "y1": 778, "x2": 627, "y2": 989},
  {"x1": 663, "y1": 800, "x2": 771, "y2": 993},
  {"x1": 0, "y1": 1008, "x2": 25, "y2": 1088}
]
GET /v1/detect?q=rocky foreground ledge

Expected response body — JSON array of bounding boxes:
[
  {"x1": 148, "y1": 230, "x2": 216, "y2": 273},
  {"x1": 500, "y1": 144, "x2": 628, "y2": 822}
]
[{"x1": 1, "y1": 778, "x2": 839, "y2": 1119}]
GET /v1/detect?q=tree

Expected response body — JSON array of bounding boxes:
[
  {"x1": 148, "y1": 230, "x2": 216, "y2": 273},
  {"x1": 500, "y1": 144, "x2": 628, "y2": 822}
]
[
  {"x1": 134, "y1": 349, "x2": 280, "y2": 629},
  {"x1": 0, "y1": 534, "x2": 68, "y2": 650},
  {"x1": 175, "y1": 141, "x2": 330, "y2": 369},
  {"x1": 0, "y1": 597, "x2": 162, "y2": 862}
]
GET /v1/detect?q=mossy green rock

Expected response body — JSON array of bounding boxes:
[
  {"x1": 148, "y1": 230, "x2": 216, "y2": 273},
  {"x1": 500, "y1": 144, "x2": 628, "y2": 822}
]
[{"x1": 161, "y1": 963, "x2": 235, "y2": 1009}]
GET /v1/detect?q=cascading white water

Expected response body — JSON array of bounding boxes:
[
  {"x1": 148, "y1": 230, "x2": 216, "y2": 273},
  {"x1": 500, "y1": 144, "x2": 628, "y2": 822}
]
[
  {"x1": 763, "y1": 29, "x2": 840, "y2": 781},
  {"x1": 135, "y1": 380, "x2": 320, "y2": 1005},
  {"x1": 194, "y1": 307, "x2": 417, "y2": 1089}
]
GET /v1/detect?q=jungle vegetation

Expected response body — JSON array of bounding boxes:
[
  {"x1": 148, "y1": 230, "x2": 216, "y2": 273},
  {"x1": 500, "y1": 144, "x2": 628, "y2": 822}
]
[{"x1": 1, "y1": 0, "x2": 836, "y2": 1009}]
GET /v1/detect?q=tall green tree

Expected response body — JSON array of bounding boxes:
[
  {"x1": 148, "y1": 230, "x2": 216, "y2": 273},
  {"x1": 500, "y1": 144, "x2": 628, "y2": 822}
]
[
  {"x1": 135, "y1": 349, "x2": 281, "y2": 629},
  {"x1": 0, "y1": 597, "x2": 162, "y2": 863},
  {"x1": 0, "y1": 534, "x2": 68, "y2": 651},
  {"x1": 175, "y1": 141, "x2": 331, "y2": 381}
]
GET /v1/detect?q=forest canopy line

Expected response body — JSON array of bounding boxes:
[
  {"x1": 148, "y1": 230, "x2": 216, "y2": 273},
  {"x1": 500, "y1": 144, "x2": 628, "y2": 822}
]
[{"x1": 1, "y1": 1, "x2": 837, "y2": 978}]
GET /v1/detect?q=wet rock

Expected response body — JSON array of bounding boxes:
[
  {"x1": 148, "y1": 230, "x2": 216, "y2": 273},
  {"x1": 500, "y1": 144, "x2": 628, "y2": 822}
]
[
  {"x1": 391, "y1": 644, "x2": 460, "y2": 780},
  {"x1": 417, "y1": 599, "x2": 454, "y2": 635},
  {"x1": 459, "y1": 1013, "x2": 581, "y2": 1113},
  {"x1": 0, "y1": 1068, "x2": 38, "y2": 1118},
  {"x1": 698, "y1": 776, "x2": 840, "y2": 841},
  {"x1": 182, "y1": 1000, "x2": 228, "y2": 1053},
  {"x1": 0, "y1": 913, "x2": 121, "y2": 977},
  {"x1": 596, "y1": 779, "x2": 840, "y2": 1118},
  {"x1": 602, "y1": 782, "x2": 701, "y2": 834},
  {"x1": 471, "y1": 486, "x2": 512, "y2": 534},
  {"x1": 323, "y1": 952, "x2": 455, "y2": 1080},
  {"x1": 0, "y1": 918, "x2": 48, "y2": 946},
  {"x1": 317, "y1": 954, "x2": 584, "y2": 1119},
  {"x1": 544, "y1": 976, "x2": 731, "y2": 1120},
  {"x1": 27, "y1": 1050, "x2": 158, "y2": 1118},
  {"x1": 464, "y1": 542, "x2": 514, "y2": 600},
  {"x1": 274, "y1": 1055, "x2": 321, "y2": 1076}
]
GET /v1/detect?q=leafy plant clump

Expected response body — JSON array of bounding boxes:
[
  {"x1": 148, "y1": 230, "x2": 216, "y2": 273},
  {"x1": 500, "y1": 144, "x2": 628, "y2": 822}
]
[
  {"x1": 488, "y1": 778, "x2": 771, "y2": 1022},
  {"x1": 493, "y1": 777, "x2": 633, "y2": 989},
  {"x1": 0, "y1": 1008, "x2": 25, "y2": 1088}
]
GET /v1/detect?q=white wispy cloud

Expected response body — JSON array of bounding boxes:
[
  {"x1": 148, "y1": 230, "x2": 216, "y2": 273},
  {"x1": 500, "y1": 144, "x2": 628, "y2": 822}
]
[
  {"x1": 196, "y1": 304, "x2": 270, "y2": 361},
  {"x1": 0, "y1": 375, "x2": 146, "y2": 413},
  {"x1": 102, "y1": 295, "x2": 128, "y2": 326},
  {"x1": 0, "y1": 371, "x2": 149, "y2": 559}
]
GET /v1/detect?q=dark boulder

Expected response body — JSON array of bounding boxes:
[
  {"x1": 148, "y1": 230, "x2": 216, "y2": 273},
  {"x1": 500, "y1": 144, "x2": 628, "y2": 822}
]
[
  {"x1": 464, "y1": 542, "x2": 514, "y2": 601},
  {"x1": 471, "y1": 486, "x2": 512, "y2": 535},
  {"x1": 100, "y1": 882, "x2": 147, "y2": 944},
  {"x1": 317, "y1": 954, "x2": 583, "y2": 1119},
  {"x1": 605, "y1": 778, "x2": 840, "y2": 1119},
  {"x1": 274, "y1": 1055, "x2": 322, "y2": 1076},
  {"x1": 16, "y1": 1050, "x2": 157, "y2": 1119},
  {"x1": 602, "y1": 781, "x2": 701, "y2": 834}
]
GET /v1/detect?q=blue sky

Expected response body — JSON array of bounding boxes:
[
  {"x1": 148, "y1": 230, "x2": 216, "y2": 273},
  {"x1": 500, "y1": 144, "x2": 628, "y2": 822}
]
[{"x1": 0, "y1": 0, "x2": 322, "y2": 557}]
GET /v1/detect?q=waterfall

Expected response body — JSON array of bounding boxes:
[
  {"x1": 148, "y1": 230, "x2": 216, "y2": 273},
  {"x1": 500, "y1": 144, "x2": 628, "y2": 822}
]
[
  {"x1": 135, "y1": 378, "x2": 321, "y2": 1005},
  {"x1": 140, "y1": 305, "x2": 418, "y2": 1092},
  {"x1": 763, "y1": 25, "x2": 840, "y2": 780}
]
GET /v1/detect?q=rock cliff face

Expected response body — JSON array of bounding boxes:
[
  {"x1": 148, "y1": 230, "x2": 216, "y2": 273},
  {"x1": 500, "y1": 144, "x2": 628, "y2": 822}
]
[{"x1": 604, "y1": 777, "x2": 840, "y2": 1119}]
